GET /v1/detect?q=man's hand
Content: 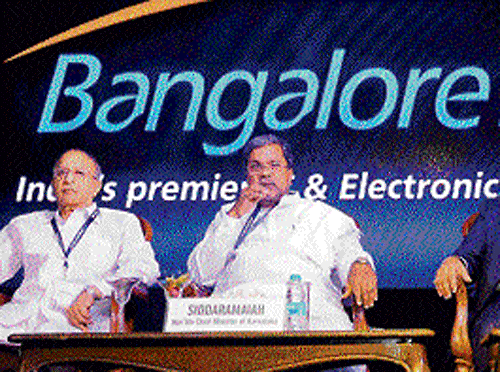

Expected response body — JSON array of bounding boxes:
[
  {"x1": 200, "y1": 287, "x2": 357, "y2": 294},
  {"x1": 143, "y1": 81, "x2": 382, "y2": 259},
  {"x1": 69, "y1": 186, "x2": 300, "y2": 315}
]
[
  {"x1": 434, "y1": 256, "x2": 472, "y2": 299},
  {"x1": 228, "y1": 183, "x2": 269, "y2": 218},
  {"x1": 342, "y1": 261, "x2": 378, "y2": 309},
  {"x1": 65, "y1": 286, "x2": 103, "y2": 331}
]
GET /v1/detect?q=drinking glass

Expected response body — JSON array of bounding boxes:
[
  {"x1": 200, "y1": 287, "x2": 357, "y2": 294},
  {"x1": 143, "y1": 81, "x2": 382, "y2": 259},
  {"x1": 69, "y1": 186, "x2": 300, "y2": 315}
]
[{"x1": 108, "y1": 277, "x2": 139, "y2": 332}]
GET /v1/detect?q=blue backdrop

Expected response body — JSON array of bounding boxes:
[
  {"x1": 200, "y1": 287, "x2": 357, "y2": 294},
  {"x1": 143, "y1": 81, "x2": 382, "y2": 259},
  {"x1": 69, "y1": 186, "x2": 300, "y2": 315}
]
[{"x1": 3, "y1": 0, "x2": 499, "y2": 288}]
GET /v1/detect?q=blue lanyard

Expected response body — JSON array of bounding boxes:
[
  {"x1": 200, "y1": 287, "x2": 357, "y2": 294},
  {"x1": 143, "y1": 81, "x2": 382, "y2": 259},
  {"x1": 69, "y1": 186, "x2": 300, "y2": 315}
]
[
  {"x1": 233, "y1": 204, "x2": 262, "y2": 251},
  {"x1": 50, "y1": 209, "x2": 100, "y2": 268},
  {"x1": 224, "y1": 204, "x2": 274, "y2": 268}
]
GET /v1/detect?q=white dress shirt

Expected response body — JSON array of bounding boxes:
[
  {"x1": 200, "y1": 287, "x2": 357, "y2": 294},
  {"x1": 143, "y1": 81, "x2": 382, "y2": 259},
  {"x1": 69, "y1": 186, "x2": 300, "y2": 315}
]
[
  {"x1": 188, "y1": 193, "x2": 374, "y2": 330},
  {"x1": 0, "y1": 204, "x2": 160, "y2": 341}
]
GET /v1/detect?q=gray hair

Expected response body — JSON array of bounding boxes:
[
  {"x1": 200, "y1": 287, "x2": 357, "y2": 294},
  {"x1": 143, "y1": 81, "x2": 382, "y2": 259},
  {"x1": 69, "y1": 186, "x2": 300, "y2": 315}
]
[{"x1": 242, "y1": 134, "x2": 294, "y2": 169}]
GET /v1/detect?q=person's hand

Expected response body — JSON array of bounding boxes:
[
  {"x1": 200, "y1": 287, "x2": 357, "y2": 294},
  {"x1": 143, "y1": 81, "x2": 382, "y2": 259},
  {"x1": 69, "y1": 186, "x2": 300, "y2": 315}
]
[
  {"x1": 342, "y1": 261, "x2": 378, "y2": 309},
  {"x1": 227, "y1": 183, "x2": 269, "y2": 218},
  {"x1": 65, "y1": 286, "x2": 103, "y2": 331},
  {"x1": 434, "y1": 256, "x2": 472, "y2": 299}
]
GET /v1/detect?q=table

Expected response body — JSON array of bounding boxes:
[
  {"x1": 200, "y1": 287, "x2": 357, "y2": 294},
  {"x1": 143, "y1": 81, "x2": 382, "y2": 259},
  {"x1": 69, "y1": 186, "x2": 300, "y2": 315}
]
[
  {"x1": 0, "y1": 343, "x2": 20, "y2": 372},
  {"x1": 10, "y1": 329, "x2": 435, "y2": 372},
  {"x1": 481, "y1": 328, "x2": 499, "y2": 372}
]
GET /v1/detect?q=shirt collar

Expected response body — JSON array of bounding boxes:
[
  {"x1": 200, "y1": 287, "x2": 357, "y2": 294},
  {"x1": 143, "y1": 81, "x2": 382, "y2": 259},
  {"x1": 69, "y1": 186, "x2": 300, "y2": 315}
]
[
  {"x1": 256, "y1": 193, "x2": 298, "y2": 213},
  {"x1": 277, "y1": 192, "x2": 300, "y2": 208},
  {"x1": 54, "y1": 203, "x2": 98, "y2": 224}
]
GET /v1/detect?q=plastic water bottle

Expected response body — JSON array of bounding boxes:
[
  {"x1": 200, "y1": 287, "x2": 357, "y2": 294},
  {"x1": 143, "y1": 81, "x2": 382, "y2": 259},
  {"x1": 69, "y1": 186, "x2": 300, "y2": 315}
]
[{"x1": 285, "y1": 274, "x2": 309, "y2": 331}]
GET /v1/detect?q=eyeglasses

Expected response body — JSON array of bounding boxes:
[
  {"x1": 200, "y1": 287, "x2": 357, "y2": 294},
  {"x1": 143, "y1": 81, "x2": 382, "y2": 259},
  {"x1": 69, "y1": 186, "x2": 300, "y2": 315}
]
[
  {"x1": 247, "y1": 161, "x2": 288, "y2": 174},
  {"x1": 53, "y1": 168, "x2": 98, "y2": 180}
]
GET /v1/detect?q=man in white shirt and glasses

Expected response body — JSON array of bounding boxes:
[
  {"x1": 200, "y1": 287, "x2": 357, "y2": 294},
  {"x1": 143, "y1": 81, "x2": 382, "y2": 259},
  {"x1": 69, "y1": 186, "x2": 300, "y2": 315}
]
[
  {"x1": 0, "y1": 149, "x2": 160, "y2": 341},
  {"x1": 188, "y1": 134, "x2": 378, "y2": 331}
]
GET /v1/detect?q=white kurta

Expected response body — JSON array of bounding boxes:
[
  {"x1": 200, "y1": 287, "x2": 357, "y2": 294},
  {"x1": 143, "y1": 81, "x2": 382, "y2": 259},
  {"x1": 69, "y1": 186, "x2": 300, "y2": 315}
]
[
  {"x1": 188, "y1": 193, "x2": 374, "y2": 330},
  {"x1": 0, "y1": 204, "x2": 160, "y2": 341}
]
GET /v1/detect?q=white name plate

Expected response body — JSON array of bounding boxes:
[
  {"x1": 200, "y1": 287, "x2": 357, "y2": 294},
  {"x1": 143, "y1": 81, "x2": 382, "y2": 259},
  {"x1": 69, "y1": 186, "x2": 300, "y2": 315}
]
[{"x1": 164, "y1": 297, "x2": 285, "y2": 332}]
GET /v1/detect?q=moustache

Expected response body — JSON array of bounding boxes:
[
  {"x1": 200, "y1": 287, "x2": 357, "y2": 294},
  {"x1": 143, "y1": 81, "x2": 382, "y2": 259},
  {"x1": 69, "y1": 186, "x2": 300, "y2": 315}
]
[{"x1": 259, "y1": 181, "x2": 277, "y2": 189}]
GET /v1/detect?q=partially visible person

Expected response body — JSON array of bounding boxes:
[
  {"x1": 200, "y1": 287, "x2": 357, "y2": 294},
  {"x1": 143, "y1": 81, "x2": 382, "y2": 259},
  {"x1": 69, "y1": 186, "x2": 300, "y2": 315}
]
[
  {"x1": 0, "y1": 149, "x2": 160, "y2": 341},
  {"x1": 188, "y1": 134, "x2": 378, "y2": 331},
  {"x1": 434, "y1": 197, "x2": 500, "y2": 372}
]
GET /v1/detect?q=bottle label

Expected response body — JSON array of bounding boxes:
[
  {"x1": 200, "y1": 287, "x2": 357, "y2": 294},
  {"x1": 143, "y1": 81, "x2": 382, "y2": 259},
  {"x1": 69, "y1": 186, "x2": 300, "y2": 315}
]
[{"x1": 286, "y1": 301, "x2": 306, "y2": 316}]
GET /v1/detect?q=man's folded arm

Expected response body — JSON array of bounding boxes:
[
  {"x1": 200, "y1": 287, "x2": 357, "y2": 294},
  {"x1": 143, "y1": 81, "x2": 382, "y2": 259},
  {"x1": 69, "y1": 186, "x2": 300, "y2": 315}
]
[
  {"x1": 454, "y1": 211, "x2": 488, "y2": 281},
  {"x1": 113, "y1": 216, "x2": 160, "y2": 285},
  {"x1": 323, "y1": 214, "x2": 377, "y2": 308},
  {"x1": 188, "y1": 205, "x2": 245, "y2": 286},
  {"x1": 325, "y1": 215, "x2": 375, "y2": 287},
  {"x1": 0, "y1": 222, "x2": 23, "y2": 284}
]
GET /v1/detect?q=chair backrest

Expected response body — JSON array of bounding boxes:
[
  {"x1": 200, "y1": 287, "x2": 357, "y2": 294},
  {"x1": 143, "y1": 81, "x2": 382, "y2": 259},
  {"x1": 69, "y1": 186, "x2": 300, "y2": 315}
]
[
  {"x1": 450, "y1": 212, "x2": 478, "y2": 372},
  {"x1": 136, "y1": 215, "x2": 153, "y2": 242},
  {"x1": 461, "y1": 212, "x2": 479, "y2": 238}
]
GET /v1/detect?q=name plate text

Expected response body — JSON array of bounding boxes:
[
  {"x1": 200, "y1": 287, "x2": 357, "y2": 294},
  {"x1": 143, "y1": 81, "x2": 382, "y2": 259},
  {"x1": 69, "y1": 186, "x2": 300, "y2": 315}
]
[{"x1": 164, "y1": 298, "x2": 285, "y2": 332}]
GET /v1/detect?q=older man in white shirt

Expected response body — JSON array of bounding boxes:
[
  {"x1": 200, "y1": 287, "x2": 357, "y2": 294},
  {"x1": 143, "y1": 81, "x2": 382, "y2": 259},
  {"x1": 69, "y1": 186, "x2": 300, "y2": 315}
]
[
  {"x1": 0, "y1": 149, "x2": 160, "y2": 341},
  {"x1": 188, "y1": 134, "x2": 377, "y2": 332}
]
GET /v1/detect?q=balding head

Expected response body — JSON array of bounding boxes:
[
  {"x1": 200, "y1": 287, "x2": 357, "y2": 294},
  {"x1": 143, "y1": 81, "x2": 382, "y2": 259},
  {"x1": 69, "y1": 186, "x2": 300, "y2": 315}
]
[{"x1": 52, "y1": 149, "x2": 103, "y2": 217}]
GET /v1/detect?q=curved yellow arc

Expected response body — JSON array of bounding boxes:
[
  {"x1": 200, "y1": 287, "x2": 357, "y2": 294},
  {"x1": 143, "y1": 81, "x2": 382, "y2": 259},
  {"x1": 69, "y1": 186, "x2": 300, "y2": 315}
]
[{"x1": 5, "y1": 0, "x2": 208, "y2": 63}]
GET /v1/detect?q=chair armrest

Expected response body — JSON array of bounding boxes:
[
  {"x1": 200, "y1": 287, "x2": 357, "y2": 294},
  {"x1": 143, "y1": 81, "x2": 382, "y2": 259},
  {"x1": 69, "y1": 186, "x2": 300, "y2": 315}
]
[
  {"x1": 451, "y1": 279, "x2": 474, "y2": 372},
  {"x1": 352, "y1": 301, "x2": 370, "y2": 331}
]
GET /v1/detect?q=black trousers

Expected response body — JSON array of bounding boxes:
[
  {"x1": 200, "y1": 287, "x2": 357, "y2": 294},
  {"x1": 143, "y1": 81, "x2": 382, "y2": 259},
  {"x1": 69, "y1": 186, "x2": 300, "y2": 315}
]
[{"x1": 471, "y1": 292, "x2": 500, "y2": 372}]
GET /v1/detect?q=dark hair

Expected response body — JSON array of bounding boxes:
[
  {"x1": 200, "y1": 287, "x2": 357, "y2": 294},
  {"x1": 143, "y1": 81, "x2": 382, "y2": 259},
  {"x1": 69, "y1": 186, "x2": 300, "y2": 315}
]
[
  {"x1": 242, "y1": 134, "x2": 294, "y2": 168},
  {"x1": 53, "y1": 149, "x2": 103, "y2": 180}
]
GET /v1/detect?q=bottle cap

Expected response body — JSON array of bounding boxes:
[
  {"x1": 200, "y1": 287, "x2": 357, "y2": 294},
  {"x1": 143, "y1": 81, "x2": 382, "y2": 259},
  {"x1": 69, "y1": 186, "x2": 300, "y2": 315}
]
[{"x1": 290, "y1": 274, "x2": 302, "y2": 282}]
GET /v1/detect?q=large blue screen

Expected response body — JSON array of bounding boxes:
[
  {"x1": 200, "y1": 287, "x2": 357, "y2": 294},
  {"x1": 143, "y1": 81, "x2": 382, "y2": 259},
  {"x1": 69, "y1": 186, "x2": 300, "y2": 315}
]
[{"x1": 3, "y1": 0, "x2": 499, "y2": 288}]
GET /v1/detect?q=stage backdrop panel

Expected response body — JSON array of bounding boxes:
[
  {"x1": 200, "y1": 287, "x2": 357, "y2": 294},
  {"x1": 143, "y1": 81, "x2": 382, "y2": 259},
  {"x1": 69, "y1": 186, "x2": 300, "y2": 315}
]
[{"x1": 3, "y1": 0, "x2": 499, "y2": 288}]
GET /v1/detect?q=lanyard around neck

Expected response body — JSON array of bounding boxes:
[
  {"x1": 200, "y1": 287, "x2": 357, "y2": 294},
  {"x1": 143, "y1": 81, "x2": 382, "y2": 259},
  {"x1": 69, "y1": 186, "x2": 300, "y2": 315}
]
[
  {"x1": 51, "y1": 208, "x2": 100, "y2": 268},
  {"x1": 223, "y1": 204, "x2": 274, "y2": 269},
  {"x1": 233, "y1": 204, "x2": 262, "y2": 251}
]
